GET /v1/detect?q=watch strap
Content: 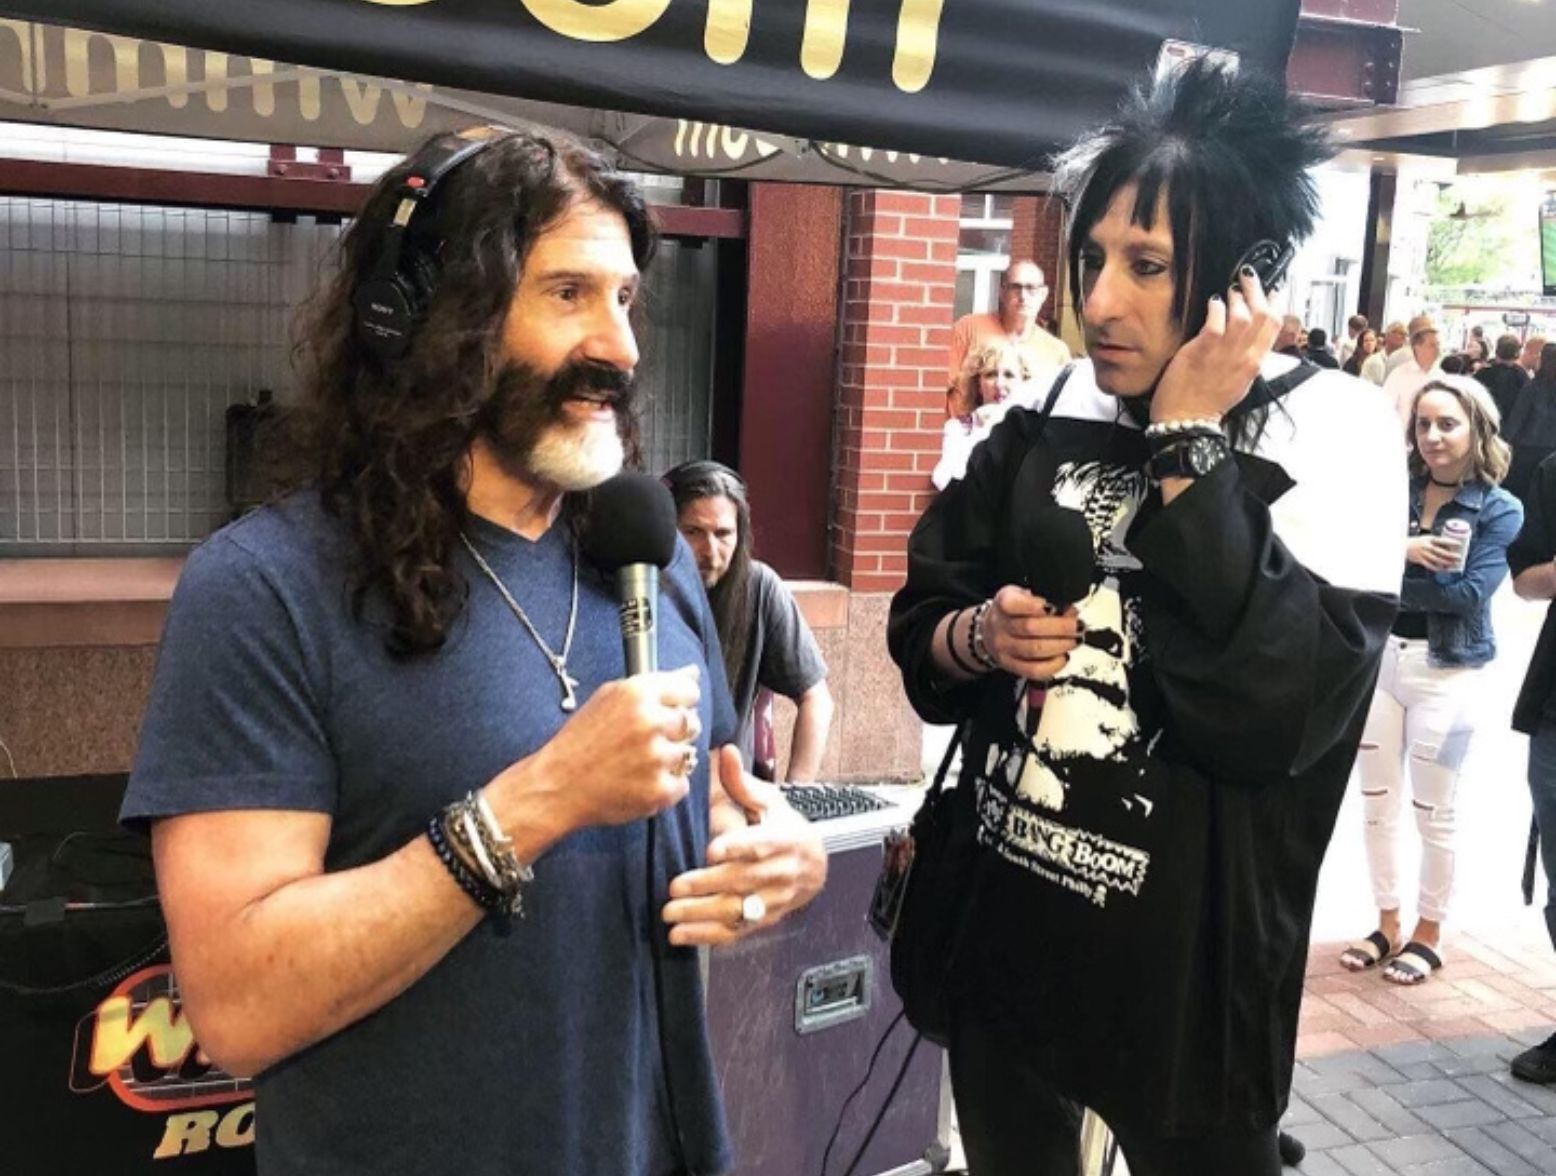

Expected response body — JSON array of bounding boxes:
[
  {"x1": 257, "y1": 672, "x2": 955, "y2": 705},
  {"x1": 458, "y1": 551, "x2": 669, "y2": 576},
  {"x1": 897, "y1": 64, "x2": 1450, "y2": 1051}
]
[{"x1": 1147, "y1": 434, "x2": 1230, "y2": 482}]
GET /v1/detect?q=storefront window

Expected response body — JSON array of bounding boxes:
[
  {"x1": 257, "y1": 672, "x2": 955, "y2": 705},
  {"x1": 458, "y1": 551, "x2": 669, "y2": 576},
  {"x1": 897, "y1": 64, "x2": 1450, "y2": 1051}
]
[{"x1": 955, "y1": 193, "x2": 1014, "y2": 318}]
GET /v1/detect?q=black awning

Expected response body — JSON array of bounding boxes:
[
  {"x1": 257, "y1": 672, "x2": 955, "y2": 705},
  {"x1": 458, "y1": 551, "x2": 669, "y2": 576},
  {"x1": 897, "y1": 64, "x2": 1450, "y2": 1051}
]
[{"x1": 0, "y1": 1, "x2": 1300, "y2": 172}]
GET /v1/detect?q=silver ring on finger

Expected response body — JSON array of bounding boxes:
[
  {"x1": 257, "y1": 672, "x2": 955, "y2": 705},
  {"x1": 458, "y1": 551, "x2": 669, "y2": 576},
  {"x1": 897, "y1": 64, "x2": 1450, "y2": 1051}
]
[
  {"x1": 734, "y1": 892, "x2": 766, "y2": 927},
  {"x1": 676, "y1": 747, "x2": 698, "y2": 778}
]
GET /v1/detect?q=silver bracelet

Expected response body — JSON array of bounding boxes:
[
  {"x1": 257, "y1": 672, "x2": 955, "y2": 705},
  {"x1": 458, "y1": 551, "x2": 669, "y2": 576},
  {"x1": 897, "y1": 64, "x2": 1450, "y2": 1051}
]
[
  {"x1": 442, "y1": 793, "x2": 534, "y2": 918},
  {"x1": 473, "y1": 790, "x2": 535, "y2": 885},
  {"x1": 459, "y1": 805, "x2": 506, "y2": 893},
  {"x1": 1143, "y1": 417, "x2": 1224, "y2": 440},
  {"x1": 969, "y1": 600, "x2": 1001, "y2": 672}
]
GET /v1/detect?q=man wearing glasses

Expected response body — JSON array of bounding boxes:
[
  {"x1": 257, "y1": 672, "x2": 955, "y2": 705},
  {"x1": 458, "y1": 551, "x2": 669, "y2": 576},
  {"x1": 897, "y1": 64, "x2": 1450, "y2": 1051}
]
[{"x1": 947, "y1": 260, "x2": 1072, "y2": 411}]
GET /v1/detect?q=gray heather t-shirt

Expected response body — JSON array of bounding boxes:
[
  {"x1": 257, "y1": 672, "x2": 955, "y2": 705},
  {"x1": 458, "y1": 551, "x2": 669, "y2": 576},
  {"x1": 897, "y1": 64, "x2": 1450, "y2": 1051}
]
[
  {"x1": 727, "y1": 561, "x2": 827, "y2": 767},
  {"x1": 124, "y1": 493, "x2": 736, "y2": 1176}
]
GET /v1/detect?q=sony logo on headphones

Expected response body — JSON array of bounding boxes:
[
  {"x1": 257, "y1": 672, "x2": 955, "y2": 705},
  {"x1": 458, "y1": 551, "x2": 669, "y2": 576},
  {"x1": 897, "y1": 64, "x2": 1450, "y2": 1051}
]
[{"x1": 355, "y1": 0, "x2": 946, "y2": 93}]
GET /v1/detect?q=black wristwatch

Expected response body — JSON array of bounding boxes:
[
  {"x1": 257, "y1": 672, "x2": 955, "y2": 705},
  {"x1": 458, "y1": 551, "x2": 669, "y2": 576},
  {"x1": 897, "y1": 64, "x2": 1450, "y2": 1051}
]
[{"x1": 1147, "y1": 434, "x2": 1230, "y2": 482}]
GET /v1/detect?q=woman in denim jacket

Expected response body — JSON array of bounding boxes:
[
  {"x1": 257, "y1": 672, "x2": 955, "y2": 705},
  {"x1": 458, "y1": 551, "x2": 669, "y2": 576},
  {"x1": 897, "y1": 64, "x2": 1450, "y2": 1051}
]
[{"x1": 1339, "y1": 376, "x2": 1523, "y2": 984}]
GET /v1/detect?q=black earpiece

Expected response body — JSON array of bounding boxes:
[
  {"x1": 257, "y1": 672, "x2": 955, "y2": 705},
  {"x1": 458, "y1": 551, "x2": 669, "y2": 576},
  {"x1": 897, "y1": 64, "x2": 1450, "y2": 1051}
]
[{"x1": 353, "y1": 133, "x2": 502, "y2": 362}]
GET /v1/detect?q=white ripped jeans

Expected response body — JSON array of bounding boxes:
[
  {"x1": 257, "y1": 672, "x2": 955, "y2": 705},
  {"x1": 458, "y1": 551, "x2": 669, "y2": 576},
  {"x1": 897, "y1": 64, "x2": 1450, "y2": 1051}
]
[{"x1": 1356, "y1": 637, "x2": 1480, "y2": 924}]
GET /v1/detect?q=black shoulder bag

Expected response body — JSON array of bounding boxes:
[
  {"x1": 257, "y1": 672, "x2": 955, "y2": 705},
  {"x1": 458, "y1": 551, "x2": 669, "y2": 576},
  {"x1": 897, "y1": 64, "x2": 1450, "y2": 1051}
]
[{"x1": 875, "y1": 363, "x2": 1075, "y2": 1046}]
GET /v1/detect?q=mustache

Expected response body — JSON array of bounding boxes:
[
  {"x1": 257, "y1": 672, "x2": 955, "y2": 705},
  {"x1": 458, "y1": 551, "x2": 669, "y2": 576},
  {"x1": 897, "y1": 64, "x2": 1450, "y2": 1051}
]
[{"x1": 545, "y1": 359, "x2": 635, "y2": 408}]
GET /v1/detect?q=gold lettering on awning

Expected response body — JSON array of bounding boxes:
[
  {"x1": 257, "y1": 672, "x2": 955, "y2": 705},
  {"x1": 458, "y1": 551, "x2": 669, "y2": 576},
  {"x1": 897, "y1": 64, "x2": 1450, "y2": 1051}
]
[
  {"x1": 353, "y1": 0, "x2": 944, "y2": 92},
  {"x1": 894, "y1": 0, "x2": 944, "y2": 94},
  {"x1": 64, "y1": 27, "x2": 140, "y2": 97},
  {"x1": 801, "y1": 0, "x2": 850, "y2": 81},
  {"x1": 520, "y1": 0, "x2": 671, "y2": 42},
  {"x1": 705, "y1": 0, "x2": 752, "y2": 66},
  {"x1": 0, "y1": 19, "x2": 42, "y2": 94}
]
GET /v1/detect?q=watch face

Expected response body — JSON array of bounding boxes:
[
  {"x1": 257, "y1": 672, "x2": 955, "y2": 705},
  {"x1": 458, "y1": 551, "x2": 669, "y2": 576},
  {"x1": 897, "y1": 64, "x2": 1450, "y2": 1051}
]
[
  {"x1": 1189, "y1": 436, "x2": 1223, "y2": 474},
  {"x1": 1150, "y1": 434, "x2": 1228, "y2": 480}
]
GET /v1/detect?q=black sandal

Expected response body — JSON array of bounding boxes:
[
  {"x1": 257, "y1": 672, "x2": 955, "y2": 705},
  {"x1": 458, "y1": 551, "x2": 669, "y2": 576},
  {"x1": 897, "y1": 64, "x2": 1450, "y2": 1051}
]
[
  {"x1": 1382, "y1": 942, "x2": 1443, "y2": 986},
  {"x1": 1338, "y1": 930, "x2": 1395, "y2": 973}
]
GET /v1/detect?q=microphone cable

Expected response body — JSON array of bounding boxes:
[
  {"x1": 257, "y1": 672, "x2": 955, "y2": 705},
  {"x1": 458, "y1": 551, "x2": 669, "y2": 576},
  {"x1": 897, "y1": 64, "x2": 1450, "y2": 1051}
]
[
  {"x1": 646, "y1": 814, "x2": 691, "y2": 1173},
  {"x1": 821, "y1": 1009, "x2": 967, "y2": 1176}
]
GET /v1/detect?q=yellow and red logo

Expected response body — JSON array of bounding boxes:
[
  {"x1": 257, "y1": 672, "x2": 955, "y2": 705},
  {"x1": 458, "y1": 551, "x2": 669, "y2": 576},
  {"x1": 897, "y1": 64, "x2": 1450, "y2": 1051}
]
[{"x1": 70, "y1": 964, "x2": 252, "y2": 1114}]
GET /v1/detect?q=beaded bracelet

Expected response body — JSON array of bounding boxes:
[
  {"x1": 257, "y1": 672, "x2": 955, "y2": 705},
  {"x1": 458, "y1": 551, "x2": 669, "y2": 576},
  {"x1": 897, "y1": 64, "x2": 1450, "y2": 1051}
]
[
  {"x1": 427, "y1": 812, "x2": 505, "y2": 915},
  {"x1": 1143, "y1": 416, "x2": 1223, "y2": 440},
  {"x1": 944, "y1": 608, "x2": 981, "y2": 675},
  {"x1": 442, "y1": 798, "x2": 529, "y2": 919},
  {"x1": 969, "y1": 600, "x2": 1001, "y2": 672},
  {"x1": 428, "y1": 796, "x2": 531, "y2": 928}
]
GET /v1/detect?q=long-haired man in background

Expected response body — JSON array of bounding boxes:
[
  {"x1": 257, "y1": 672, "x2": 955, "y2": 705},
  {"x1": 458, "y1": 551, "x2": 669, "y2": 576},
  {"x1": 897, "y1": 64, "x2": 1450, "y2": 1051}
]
[{"x1": 664, "y1": 461, "x2": 834, "y2": 782}]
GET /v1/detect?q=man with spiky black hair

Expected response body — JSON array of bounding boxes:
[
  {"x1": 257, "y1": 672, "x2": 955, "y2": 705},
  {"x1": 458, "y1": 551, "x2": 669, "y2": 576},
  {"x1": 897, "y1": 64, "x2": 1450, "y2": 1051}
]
[{"x1": 889, "y1": 59, "x2": 1405, "y2": 1174}]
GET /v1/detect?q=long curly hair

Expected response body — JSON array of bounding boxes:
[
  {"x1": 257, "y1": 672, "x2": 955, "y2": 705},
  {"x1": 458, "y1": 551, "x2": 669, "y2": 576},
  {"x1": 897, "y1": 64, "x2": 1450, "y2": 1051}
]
[{"x1": 282, "y1": 130, "x2": 656, "y2": 657}]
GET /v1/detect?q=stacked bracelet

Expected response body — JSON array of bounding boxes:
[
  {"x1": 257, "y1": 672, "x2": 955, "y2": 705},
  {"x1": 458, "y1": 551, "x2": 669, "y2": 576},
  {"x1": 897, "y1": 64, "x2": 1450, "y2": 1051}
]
[
  {"x1": 944, "y1": 608, "x2": 980, "y2": 675},
  {"x1": 427, "y1": 792, "x2": 534, "y2": 925},
  {"x1": 427, "y1": 814, "x2": 507, "y2": 915},
  {"x1": 969, "y1": 600, "x2": 1001, "y2": 672}
]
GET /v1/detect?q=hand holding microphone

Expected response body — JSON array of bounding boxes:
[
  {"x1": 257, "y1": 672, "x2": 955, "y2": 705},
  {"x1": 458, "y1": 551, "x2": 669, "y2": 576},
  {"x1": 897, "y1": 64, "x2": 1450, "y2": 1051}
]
[
  {"x1": 979, "y1": 503, "x2": 1094, "y2": 681},
  {"x1": 490, "y1": 474, "x2": 701, "y2": 838},
  {"x1": 980, "y1": 589, "x2": 1083, "y2": 681}
]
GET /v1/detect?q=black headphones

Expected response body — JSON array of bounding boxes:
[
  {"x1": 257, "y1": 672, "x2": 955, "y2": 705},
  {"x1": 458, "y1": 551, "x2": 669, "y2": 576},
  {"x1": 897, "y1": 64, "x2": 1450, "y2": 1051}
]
[{"x1": 353, "y1": 130, "x2": 505, "y2": 362}]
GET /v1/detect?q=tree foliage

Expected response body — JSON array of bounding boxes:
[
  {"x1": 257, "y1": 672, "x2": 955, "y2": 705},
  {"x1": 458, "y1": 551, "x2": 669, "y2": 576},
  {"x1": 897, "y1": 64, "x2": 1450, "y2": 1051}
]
[{"x1": 1425, "y1": 189, "x2": 1517, "y2": 288}]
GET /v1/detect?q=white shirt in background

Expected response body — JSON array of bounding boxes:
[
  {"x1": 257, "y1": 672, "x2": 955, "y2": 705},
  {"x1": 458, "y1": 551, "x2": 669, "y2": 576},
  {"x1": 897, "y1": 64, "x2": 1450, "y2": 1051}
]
[
  {"x1": 1382, "y1": 358, "x2": 1440, "y2": 435},
  {"x1": 1359, "y1": 351, "x2": 1388, "y2": 386}
]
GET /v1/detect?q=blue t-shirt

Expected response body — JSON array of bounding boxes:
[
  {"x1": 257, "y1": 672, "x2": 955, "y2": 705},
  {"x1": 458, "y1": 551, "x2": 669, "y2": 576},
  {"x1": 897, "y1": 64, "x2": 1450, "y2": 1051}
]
[{"x1": 124, "y1": 492, "x2": 737, "y2": 1176}]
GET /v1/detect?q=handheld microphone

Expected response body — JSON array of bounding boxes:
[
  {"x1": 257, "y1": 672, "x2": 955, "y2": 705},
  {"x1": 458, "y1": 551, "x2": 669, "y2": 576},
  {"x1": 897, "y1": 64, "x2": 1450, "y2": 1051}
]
[
  {"x1": 582, "y1": 472, "x2": 695, "y2": 1170},
  {"x1": 1014, "y1": 504, "x2": 1095, "y2": 611},
  {"x1": 580, "y1": 472, "x2": 680, "y2": 675}
]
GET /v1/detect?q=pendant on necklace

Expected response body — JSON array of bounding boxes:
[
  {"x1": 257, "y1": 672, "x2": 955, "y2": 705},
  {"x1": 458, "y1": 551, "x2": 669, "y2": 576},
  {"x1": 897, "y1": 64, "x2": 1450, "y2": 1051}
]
[{"x1": 559, "y1": 667, "x2": 580, "y2": 712}]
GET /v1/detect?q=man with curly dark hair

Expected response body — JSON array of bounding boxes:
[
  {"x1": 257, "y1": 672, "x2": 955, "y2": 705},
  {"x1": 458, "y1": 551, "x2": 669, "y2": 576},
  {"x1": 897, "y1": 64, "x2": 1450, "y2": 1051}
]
[
  {"x1": 121, "y1": 128, "x2": 825, "y2": 1175},
  {"x1": 889, "y1": 60, "x2": 1405, "y2": 1174}
]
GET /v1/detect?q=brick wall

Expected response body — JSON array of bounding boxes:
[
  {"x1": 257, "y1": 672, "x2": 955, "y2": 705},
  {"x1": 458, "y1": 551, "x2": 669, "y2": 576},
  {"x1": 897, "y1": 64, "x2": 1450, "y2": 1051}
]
[{"x1": 830, "y1": 190, "x2": 961, "y2": 595}]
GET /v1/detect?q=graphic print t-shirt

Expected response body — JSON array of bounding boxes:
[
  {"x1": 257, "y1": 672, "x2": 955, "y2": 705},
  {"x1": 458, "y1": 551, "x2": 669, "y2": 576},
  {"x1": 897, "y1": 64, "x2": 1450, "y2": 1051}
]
[{"x1": 891, "y1": 357, "x2": 1406, "y2": 1134}]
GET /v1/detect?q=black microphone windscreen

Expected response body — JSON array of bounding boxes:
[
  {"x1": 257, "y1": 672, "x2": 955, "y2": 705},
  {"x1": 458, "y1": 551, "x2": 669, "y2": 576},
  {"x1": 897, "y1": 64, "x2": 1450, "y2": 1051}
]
[
  {"x1": 580, "y1": 472, "x2": 680, "y2": 571},
  {"x1": 1014, "y1": 505, "x2": 1095, "y2": 610}
]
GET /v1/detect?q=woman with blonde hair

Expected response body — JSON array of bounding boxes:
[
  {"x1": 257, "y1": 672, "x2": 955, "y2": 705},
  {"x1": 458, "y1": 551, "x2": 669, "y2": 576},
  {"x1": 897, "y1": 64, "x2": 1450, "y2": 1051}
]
[
  {"x1": 945, "y1": 339, "x2": 1040, "y2": 420},
  {"x1": 934, "y1": 341, "x2": 1044, "y2": 488},
  {"x1": 1339, "y1": 376, "x2": 1523, "y2": 983}
]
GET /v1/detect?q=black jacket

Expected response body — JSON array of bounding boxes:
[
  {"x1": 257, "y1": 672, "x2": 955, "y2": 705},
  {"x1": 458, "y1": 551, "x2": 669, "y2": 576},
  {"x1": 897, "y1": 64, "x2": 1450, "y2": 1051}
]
[
  {"x1": 1511, "y1": 454, "x2": 1556, "y2": 733},
  {"x1": 1476, "y1": 361, "x2": 1531, "y2": 423},
  {"x1": 888, "y1": 358, "x2": 1404, "y2": 1134}
]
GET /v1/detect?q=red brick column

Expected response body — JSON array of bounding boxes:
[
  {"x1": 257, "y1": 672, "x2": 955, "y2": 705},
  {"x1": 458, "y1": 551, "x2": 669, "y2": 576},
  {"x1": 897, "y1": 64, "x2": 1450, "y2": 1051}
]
[{"x1": 830, "y1": 190, "x2": 961, "y2": 594}]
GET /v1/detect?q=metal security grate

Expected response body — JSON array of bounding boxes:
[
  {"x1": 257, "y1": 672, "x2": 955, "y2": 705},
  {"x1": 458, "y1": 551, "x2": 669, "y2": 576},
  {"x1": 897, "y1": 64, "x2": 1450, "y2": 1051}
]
[
  {"x1": 635, "y1": 237, "x2": 717, "y2": 477},
  {"x1": 0, "y1": 198, "x2": 342, "y2": 555},
  {"x1": 0, "y1": 197, "x2": 717, "y2": 556}
]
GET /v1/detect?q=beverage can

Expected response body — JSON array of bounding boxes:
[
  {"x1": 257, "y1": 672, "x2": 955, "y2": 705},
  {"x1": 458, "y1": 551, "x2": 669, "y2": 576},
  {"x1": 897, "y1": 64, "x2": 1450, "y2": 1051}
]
[{"x1": 1441, "y1": 518, "x2": 1471, "y2": 573}]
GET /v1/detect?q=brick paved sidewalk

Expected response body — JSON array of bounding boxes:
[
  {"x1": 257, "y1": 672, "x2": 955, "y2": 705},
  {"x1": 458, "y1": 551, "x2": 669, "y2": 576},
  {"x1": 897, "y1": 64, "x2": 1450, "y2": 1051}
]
[{"x1": 1283, "y1": 925, "x2": 1556, "y2": 1175}]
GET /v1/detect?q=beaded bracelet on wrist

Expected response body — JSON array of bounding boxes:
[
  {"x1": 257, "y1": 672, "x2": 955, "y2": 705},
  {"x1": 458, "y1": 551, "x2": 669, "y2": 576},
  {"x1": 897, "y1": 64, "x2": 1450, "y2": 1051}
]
[
  {"x1": 969, "y1": 600, "x2": 1001, "y2": 672},
  {"x1": 427, "y1": 813, "x2": 506, "y2": 915},
  {"x1": 455, "y1": 794, "x2": 533, "y2": 893},
  {"x1": 1143, "y1": 416, "x2": 1223, "y2": 440},
  {"x1": 428, "y1": 796, "x2": 530, "y2": 929}
]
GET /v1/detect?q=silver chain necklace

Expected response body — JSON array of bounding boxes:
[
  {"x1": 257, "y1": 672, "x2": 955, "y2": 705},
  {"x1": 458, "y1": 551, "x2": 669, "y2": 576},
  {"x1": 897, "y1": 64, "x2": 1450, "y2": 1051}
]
[{"x1": 459, "y1": 530, "x2": 581, "y2": 712}]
